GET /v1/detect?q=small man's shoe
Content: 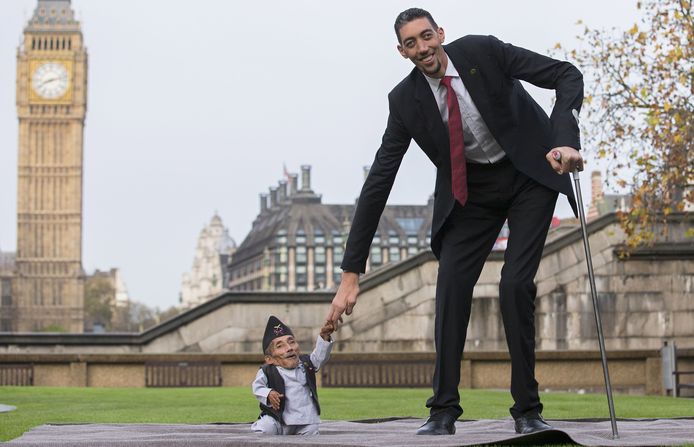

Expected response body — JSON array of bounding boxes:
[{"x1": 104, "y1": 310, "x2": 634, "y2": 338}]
[
  {"x1": 514, "y1": 415, "x2": 552, "y2": 434},
  {"x1": 416, "y1": 413, "x2": 456, "y2": 435}
]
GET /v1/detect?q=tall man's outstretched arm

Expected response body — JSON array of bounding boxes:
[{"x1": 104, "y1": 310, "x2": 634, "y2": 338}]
[{"x1": 327, "y1": 95, "x2": 412, "y2": 326}]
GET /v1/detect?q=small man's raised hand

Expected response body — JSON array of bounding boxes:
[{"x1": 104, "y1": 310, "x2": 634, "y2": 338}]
[
  {"x1": 267, "y1": 390, "x2": 283, "y2": 411},
  {"x1": 320, "y1": 320, "x2": 335, "y2": 341}
]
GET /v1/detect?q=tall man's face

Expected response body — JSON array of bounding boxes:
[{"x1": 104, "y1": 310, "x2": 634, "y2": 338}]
[{"x1": 397, "y1": 17, "x2": 447, "y2": 78}]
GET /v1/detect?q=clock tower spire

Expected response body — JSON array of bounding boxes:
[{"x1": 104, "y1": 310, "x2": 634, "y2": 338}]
[{"x1": 13, "y1": 0, "x2": 87, "y2": 332}]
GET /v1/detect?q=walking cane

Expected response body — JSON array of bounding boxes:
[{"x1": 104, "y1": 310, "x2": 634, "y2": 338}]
[{"x1": 552, "y1": 109, "x2": 619, "y2": 439}]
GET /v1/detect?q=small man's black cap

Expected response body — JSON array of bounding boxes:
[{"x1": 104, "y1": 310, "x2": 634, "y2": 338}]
[{"x1": 262, "y1": 315, "x2": 294, "y2": 354}]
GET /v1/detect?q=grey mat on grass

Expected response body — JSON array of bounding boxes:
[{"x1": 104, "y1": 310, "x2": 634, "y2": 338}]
[{"x1": 4, "y1": 417, "x2": 694, "y2": 446}]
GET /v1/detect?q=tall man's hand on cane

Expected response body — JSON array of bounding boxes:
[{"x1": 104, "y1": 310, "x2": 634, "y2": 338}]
[
  {"x1": 327, "y1": 271, "x2": 360, "y2": 330},
  {"x1": 546, "y1": 108, "x2": 585, "y2": 175},
  {"x1": 546, "y1": 146, "x2": 584, "y2": 175}
]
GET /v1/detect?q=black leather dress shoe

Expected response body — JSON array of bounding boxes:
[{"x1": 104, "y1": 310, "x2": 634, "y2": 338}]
[
  {"x1": 416, "y1": 413, "x2": 457, "y2": 435},
  {"x1": 514, "y1": 415, "x2": 552, "y2": 434}
]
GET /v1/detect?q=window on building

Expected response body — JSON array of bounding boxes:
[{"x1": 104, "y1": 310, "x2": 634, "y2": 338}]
[
  {"x1": 296, "y1": 245, "x2": 307, "y2": 264},
  {"x1": 315, "y1": 246, "x2": 326, "y2": 264},
  {"x1": 389, "y1": 246, "x2": 401, "y2": 262},
  {"x1": 388, "y1": 231, "x2": 399, "y2": 246},
  {"x1": 396, "y1": 217, "x2": 424, "y2": 234},
  {"x1": 370, "y1": 245, "x2": 382, "y2": 266},
  {"x1": 314, "y1": 229, "x2": 325, "y2": 245},
  {"x1": 1, "y1": 279, "x2": 11, "y2": 300},
  {"x1": 296, "y1": 265, "x2": 307, "y2": 287},
  {"x1": 332, "y1": 231, "x2": 343, "y2": 247},
  {"x1": 333, "y1": 245, "x2": 344, "y2": 265},
  {"x1": 407, "y1": 235, "x2": 420, "y2": 257},
  {"x1": 314, "y1": 265, "x2": 326, "y2": 290},
  {"x1": 296, "y1": 229, "x2": 306, "y2": 245}
]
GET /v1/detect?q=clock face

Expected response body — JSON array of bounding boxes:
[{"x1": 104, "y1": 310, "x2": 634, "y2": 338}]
[{"x1": 31, "y1": 62, "x2": 69, "y2": 99}]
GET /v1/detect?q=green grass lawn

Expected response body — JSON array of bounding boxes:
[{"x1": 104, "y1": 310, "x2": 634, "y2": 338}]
[{"x1": 0, "y1": 387, "x2": 692, "y2": 442}]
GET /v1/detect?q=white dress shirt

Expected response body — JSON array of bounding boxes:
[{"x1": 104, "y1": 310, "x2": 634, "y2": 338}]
[
  {"x1": 252, "y1": 335, "x2": 333, "y2": 426},
  {"x1": 423, "y1": 51, "x2": 506, "y2": 164}
]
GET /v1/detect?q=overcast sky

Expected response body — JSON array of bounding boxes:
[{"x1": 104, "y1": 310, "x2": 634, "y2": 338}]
[{"x1": 0, "y1": 1, "x2": 641, "y2": 310}]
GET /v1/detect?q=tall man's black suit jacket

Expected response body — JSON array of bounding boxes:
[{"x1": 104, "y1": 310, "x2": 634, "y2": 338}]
[{"x1": 341, "y1": 35, "x2": 584, "y2": 274}]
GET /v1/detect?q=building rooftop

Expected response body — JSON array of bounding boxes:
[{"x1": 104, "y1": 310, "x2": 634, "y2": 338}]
[
  {"x1": 25, "y1": 0, "x2": 80, "y2": 32},
  {"x1": 229, "y1": 165, "x2": 433, "y2": 267}
]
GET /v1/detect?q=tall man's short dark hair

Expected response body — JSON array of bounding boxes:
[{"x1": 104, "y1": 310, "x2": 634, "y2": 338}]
[{"x1": 394, "y1": 8, "x2": 439, "y2": 43}]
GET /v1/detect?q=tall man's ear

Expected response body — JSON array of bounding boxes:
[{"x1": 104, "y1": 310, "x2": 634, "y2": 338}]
[
  {"x1": 397, "y1": 44, "x2": 407, "y2": 58},
  {"x1": 438, "y1": 27, "x2": 445, "y2": 43}
]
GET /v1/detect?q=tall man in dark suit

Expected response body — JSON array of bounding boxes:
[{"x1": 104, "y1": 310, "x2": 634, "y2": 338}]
[{"x1": 327, "y1": 8, "x2": 584, "y2": 436}]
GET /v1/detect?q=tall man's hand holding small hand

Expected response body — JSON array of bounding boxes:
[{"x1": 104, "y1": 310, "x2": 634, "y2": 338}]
[
  {"x1": 327, "y1": 271, "x2": 360, "y2": 330},
  {"x1": 320, "y1": 320, "x2": 335, "y2": 341},
  {"x1": 546, "y1": 146, "x2": 583, "y2": 175}
]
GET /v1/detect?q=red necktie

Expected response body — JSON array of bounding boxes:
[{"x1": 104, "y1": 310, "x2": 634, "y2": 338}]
[{"x1": 440, "y1": 76, "x2": 468, "y2": 206}]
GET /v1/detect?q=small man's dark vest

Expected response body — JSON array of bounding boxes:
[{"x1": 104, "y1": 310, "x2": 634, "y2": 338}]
[{"x1": 258, "y1": 354, "x2": 320, "y2": 424}]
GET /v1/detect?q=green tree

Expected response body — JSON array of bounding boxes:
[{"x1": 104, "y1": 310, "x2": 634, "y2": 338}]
[
  {"x1": 156, "y1": 305, "x2": 183, "y2": 324},
  {"x1": 558, "y1": 0, "x2": 693, "y2": 248},
  {"x1": 84, "y1": 276, "x2": 114, "y2": 331}
]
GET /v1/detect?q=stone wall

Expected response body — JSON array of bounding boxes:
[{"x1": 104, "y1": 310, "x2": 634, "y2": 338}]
[{"x1": 1, "y1": 350, "x2": 682, "y2": 395}]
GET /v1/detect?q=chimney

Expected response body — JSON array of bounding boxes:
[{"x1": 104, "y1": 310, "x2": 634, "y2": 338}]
[
  {"x1": 289, "y1": 173, "x2": 298, "y2": 196},
  {"x1": 259, "y1": 193, "x2": 268, "y2": 213},
  {"x1": 269, "y1": 186, "x2": 278, "y2": 208},
  {"x1": 363, "y1": 165, "x2": 371, "y2": 182},
  {"x1": 278, "y1": 180, "x2": 287, "y2": 203},
  {"x1": 587, "y1": 170, "x2": 603, "y2": 220},
  {"x1": 300, "y1": 165, "x2": 312, "y2": 191}
]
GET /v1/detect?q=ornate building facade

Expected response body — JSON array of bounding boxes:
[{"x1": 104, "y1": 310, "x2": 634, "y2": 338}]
[
  {"x1": 11, "y1": 0, "x2": 87, "y2": 332},
  {"x1": 226, "y1": 166, "x2": 434, "y2": 292},
  {"x1": 180, "y1": 214, "x2": 236, "y2": 308}
]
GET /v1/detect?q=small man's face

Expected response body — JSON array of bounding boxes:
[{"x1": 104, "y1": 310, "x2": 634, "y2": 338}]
[
  {"x1": 265, "y1": 335, "x2": 301, "y2": 369},
  {"x1": 397, "y1": 17, "x2": 447, "y2": 78}
]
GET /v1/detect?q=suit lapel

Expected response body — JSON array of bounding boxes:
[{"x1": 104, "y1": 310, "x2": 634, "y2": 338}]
[
  {"x1": 414, "y1": 73, "x2": 447, "y2": 143},
  {"x1": 413, "y1": 71, "x2": 450, "y2": 174},
  {"x1": 445, "y1": 44, "x2": 496, "y2": 134}
]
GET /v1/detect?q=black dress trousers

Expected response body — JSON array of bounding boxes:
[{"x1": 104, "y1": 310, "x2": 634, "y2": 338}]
[{"x1": 426, "y1": 158, "x2": 558, "y2": 420}]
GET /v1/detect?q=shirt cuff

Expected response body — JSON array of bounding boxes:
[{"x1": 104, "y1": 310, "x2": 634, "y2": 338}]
[
  {"x1": 255, "y1": 387, "x2": 271, "y2": 403},
  {"x1": 313, "y1": 335, "x2": 333, "y2": 362}
]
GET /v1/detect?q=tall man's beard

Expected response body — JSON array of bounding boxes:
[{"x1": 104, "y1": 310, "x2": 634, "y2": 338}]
[{"x1": 421, "y1": 61, "x2": 441, "y2": 76}]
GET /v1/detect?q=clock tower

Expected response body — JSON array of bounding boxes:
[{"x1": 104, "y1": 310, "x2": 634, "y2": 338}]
[{"x1": 13, "y1": 0, "x2": 87, "y2": 332}]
